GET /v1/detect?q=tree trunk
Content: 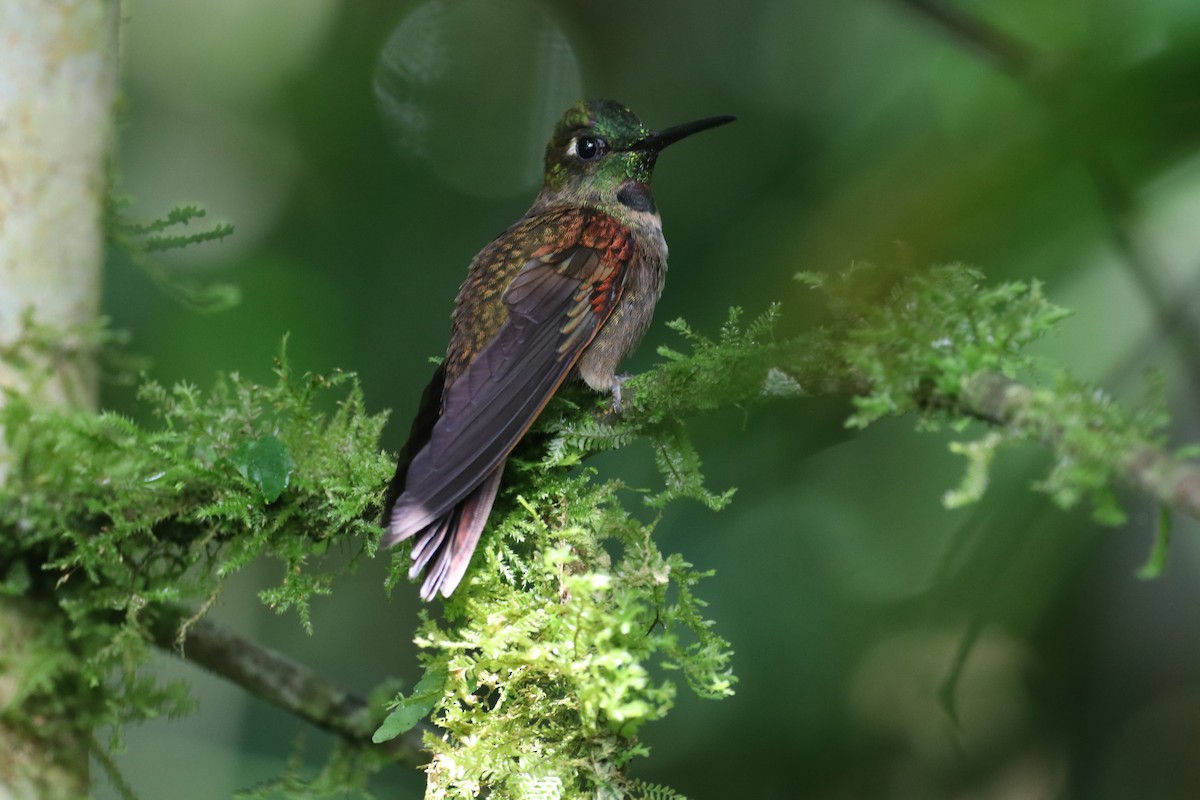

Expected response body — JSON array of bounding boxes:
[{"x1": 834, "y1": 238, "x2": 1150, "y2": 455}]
[{"x1": 0, "y1": 1, "x2": 119, "y2": 796}]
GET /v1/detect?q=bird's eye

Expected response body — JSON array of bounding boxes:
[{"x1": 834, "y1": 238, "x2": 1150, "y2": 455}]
[{"x1": 573, "y1": 136, "x2": 604, "y2": 161}]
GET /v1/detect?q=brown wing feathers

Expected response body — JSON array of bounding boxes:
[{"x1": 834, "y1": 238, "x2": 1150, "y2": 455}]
[{"x1": 383, "y1": 210, "x2": 632, "y2": 599}]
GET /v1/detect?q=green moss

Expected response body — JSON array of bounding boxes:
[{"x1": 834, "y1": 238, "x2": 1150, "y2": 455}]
[
  {"x1": 795, "y1": 263, "x2": 1170, "y2": 525},
  {"x1": 798, "y1": 264, "x2": 1072, "y2": 426},
  {"x1": 394, "y1": 471, "x2": 733, "y2": 799},
  {"x1": 2, "y1": 260, "x2": 1188, "y2": 798},
  {"x1": 0, "y1": 343, "x2": 392, "y2": 744}
]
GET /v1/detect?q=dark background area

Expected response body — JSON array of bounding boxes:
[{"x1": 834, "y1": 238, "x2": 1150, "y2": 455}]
[{"x1": 100, "y1": 1, "x2": 1200, "y2": 797}]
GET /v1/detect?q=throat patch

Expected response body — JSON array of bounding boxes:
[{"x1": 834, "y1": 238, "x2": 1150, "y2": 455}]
[{"x1": 617, "y1": 183, "x2": 657, "y2": 214}]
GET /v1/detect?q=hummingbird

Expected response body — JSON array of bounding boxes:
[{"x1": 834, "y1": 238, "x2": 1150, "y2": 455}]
[{"x1": 382, "y1": 99, "x2": 735, "y2": 600}]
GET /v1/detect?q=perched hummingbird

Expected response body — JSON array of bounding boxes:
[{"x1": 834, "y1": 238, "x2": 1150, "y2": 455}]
[{"x1": 382, "y1": 99, "x2": 734, "y2": 600}]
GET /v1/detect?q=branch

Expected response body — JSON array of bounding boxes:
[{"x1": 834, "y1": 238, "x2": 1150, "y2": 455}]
[
  {"x1": 889, "y1": 0, "x2": 1047, "y2": 82},
  {"x1": 959, "y1": 371, "x2": 1200, "y2": 518},
  {"x1": 146, "y1": 605, "x2": 426, "y2": 769},
  {"x1": 578, "y1": 275, "x2": 1200, "y2": 527}
]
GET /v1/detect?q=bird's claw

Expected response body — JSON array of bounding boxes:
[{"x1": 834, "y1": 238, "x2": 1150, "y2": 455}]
[{"x1": 610, "y1": 374, "x2": 632, "y2": 414}]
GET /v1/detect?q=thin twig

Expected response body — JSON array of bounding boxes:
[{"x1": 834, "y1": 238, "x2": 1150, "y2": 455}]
[
  {"x1": 146, "y1": 604, "x2": 426, "y2": 768},
  {"x1": 890, "y1": 0, "x2": 1047, "y2": 81}
]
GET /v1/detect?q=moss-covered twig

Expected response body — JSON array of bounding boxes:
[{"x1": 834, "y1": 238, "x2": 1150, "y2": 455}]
[
  {"x1": 0, "y1": 350, "x2": 397, "y2": 790},
  {"x1": 4, "y1": 263, "x2": 1192, "y2": 798},
  {"x1": 958, "y1": 370, "x2": 1200, "y2": 519},
  {"x1": 549, "y1": 266, "x2": 1194, "y2": 530},
  {"x1": 617, "y1": 352, "x2": 1200, "y2": 523}
]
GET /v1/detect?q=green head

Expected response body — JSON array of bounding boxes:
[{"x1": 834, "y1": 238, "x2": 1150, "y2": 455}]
[{"x1": 537, "y1": 99, "x2": 734, "y2": 212}]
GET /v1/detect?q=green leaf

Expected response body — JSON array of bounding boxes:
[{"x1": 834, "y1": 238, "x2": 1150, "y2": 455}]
[
  {"x1": 1136, "y1": 506, "x2": 1172, "y2": 580},
  {"x1": 230, "y1": 435, "x2": 294, "y2": 502},
  {"x1": 373, "y1": 667, "x2": 447, "y2": 743}
]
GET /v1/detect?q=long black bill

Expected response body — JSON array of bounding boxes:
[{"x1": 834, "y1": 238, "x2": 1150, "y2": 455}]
[{"x1": 629, "y1": 114, "x2": 736, "y2": 153}]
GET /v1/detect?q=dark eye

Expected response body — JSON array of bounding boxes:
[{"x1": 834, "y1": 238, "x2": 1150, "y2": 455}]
[{"x1": 575, "y1": 136, "x2": 604, "y2": 161}]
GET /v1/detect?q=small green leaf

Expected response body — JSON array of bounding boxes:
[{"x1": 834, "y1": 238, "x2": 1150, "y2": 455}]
[
  {"x1": 230, "y1": 435, "x2": 294, "y2": 502},
  {"x1": 373, "y1": 667, "x2": 447, "y2": 743},
  {"x1": 1136, "y1": 506, "x2": 1172, "y2": 580}
]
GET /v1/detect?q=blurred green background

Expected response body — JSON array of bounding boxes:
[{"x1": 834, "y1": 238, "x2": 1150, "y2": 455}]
[{"x1": 99, "y1": 1, "x2": 1200, "y2": 797}]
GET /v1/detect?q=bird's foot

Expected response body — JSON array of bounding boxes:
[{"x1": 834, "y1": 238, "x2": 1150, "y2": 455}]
[{"x1": 610, "y1": 374, "x2": 632, "y2": 414}]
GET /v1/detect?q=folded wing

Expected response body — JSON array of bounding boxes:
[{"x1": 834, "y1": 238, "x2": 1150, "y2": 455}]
[{"x1": 383, "y1": 210, "x2": 635, "y2": 598}]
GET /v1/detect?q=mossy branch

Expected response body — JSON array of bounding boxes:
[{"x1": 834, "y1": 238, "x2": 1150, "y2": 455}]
[
  {"x1": 377, "y1": 263, "x2": 1192, "y2": 796},
  {"x1": 955, "y1": 372, "x2": 1200, "y2": 518},
  {"x1": 0, "y1": 340, "x2": 397, "y2": 785},
  {"x1": 2, "y1": 263, "x2": 1193, "y2": 797},
  {"x1": 552, "y1": 265, "x2": 1192, "y2": 532}
]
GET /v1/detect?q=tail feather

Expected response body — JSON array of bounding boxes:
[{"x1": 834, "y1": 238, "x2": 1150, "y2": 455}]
[
  {"x1": 381, "y1": 363, "x2": 506, "y2": 599},
  {"x1": 431, "y1": 464, "x2": 504, "y2": 598},
  {"x1": 409, "y1": 512, "x2": 452, "y2": 575},
  {"x1": 399, "y1": 462, "x2": 505, "y2": 600},
  {"x1": 419, "y1": 507, "x2": 460, "y2": 600}
]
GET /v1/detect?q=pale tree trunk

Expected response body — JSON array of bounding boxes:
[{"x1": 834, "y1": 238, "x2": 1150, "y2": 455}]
[{"x1": 0, "y1": 1, "x2": 119, "y2": 797}]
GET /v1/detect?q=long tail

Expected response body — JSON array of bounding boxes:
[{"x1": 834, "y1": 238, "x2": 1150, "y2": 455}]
[
  {"x1": 400, "y1": 463, "x2": 504, "y2": 599},
  {"x1": 381, "y1": 363, "x2": 503, "y2": 599}
]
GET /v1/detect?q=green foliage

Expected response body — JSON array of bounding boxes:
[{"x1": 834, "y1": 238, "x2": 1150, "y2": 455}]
[
  {"x1": 644, "y1": 420, "x2": 735, "y2": 511},
  {"x1": 108, "y1": 201, "x2": 241, "y2": 313},
  {"x1": 3, "y1": 259, "x2": 1188, "y2": 798},
  {"x1": 797, "y1": 264, "x2": 1072, "y2": 427},
  {"x1": 117, "y1": 204, "x2": 235, "y2": 253},
  {"x1": 799, "y1": 263, "x2": 1172, "y2": 527},
  {"x1": 0, "y1": 342, "x2": 392, "y2": 744},
  {"x1": 942, "y1": 432, "x2": 1005, "y2": 509},
  {"x1": 2, "y1": 308, "x2": 740, "y2": 796},
  {"x1": 639, "y1": 304, "x2": 784, "y2": 425},
  {"x1": 979, "y1": 371, "x2": 1167, "y2": 523},
  {"x1": 1137, "y1": 506, "x2": 1172, "y2": 580},
  {"x1": 374, "y1": 666, "x2": 446, "y2": 742},
  {"x1": 231, "y1": 434, "x2": 296, "y2": 503},
  {"x1": 625, "y1": 783, "x2": 689, "y2": 800},
  {"x1": 235, "y1": 737, "x2": 381, "y2": 800},
  {"x1": 543, "y1": 305, "x2": 781, "y2": 513},
  {"x1": 380, "y1": 467, "x2": 734, "y2": 799}
]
